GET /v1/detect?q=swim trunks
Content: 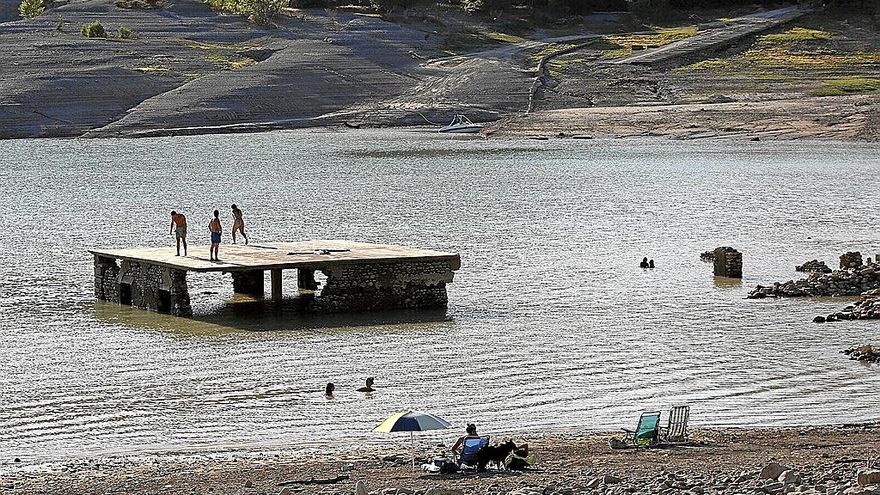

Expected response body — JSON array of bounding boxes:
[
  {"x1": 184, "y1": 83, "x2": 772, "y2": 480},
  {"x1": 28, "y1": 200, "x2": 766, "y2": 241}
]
[
  {"x1": 175, "y1": 226, "x2": 187, "y2": 239},
  {"x1": 211, "y1": 232, "x2": 221, "y2": 244}
]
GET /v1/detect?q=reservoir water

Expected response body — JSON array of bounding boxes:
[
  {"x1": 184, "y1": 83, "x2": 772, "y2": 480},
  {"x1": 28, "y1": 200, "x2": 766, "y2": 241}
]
[{"x1": 1, "y1": 130, "x2": 879, "y2": 464}]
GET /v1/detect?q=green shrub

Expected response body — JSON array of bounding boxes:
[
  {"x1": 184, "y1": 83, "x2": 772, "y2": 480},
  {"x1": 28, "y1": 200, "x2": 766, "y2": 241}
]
[
  {"x1": 117, "y1": 25, "x2": 132, "y2": 38},
  {"x1": 205, "y1": 0, "x2": 285, "y2": 24},
  {"x1": 19, "y1": 0, "x2": 44, "y2": 18},
  {"x1": 81, "y1": 20, "x2": 106, "y2": 37}
]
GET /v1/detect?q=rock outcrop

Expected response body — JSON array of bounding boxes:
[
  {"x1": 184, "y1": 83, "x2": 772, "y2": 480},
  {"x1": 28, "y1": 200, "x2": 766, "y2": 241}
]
[
  {"x1": 748, "y1": 262, "x2": 880, "y2": 299},
  {"x1": 842, "y1": 344, "x2": 880, "y2": 363},
  {"x1": 795, "y1": 259, "x2": 832, "y2": 273}
]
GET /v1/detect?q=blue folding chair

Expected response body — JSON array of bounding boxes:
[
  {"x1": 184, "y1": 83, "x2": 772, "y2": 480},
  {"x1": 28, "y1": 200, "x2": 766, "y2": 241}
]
[{"x1": 456, "y1": 436, "x2": 489, "y2": 468}]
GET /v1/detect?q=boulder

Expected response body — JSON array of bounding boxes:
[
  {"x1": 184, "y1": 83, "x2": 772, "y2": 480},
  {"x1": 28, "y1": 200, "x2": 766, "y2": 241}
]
[
  {"x1": 356, "y1": 481, "x2": 368, "y2": 495},
  {"x1": 779, "y1": 471, "x2": 801, "y2": 484},
  {"x1": 425, "y1": 488, "x2": 464, "y2": 495},
  {"x1": 761, "y1": 463, "x2": 789, "y2": 480},
  {"x1": 603, "y1": 474, "x2": 623, "y2": 484},
  {"x1": 858, "y1": 470, "x2": 880, "y2": 487}
]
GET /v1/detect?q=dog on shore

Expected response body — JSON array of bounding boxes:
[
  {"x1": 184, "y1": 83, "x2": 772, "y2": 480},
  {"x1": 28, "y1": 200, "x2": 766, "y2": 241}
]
[{"x1": 476, "y1": 440, "x2": 517, "y2": 472}]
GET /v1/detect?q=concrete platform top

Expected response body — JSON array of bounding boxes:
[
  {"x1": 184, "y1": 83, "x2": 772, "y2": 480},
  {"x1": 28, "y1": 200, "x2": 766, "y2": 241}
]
[{"x1": 90, "y1": 240, "x2": 461, "y2": 273}]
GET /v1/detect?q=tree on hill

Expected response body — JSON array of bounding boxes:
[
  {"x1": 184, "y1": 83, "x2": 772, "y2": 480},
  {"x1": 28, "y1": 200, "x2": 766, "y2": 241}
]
[{"x1": 19, "y1": 0, "x2": 44, "y2": 18}]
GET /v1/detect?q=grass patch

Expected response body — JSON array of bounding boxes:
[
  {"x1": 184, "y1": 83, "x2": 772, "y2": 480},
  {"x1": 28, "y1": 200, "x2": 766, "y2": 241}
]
[
  {"x1": 811, "y1": 77, "x2": 880, "y2": 96},
  {"x1": 761, "y1": 27, "x2": 832, "y2": 44},
  {"x1": 206, "y1": 52, "x2": 256, "y2": 70},
  {"x1": 602, "y1": 26, "x2": 698, "y2": 59},
  {"x1": 676, "y1": 48, "x2": 880, "y2": 73},
  {"x1": 486, "y1": 31, "x2": 525, "y2": 44}
]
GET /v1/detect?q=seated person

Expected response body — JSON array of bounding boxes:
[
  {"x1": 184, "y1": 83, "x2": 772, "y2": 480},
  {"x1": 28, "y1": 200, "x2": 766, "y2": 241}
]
[{"x1": 451, "y1": 423, "x2": 480, "y2": 455}]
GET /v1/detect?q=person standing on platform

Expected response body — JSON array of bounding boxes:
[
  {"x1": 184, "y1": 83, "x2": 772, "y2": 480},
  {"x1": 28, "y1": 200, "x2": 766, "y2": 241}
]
[
  {"x1": 209, "y1": 210, "x2": 222, "y2": 261},
  {"x1": 231, "y1": 204, "x2": 248, "y2": 245},
  {"x1": 170, "y1": 211, "x2": 187, "y2": 256}
]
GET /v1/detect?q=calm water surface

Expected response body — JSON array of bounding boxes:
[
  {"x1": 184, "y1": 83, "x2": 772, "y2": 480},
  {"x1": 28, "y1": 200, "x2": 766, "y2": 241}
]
[{"x1": 1, "y1": 130, "x2": 879, "y2": 465}]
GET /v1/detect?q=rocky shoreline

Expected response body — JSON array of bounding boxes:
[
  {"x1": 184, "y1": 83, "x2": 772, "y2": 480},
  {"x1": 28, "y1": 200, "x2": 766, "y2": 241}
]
[
  {"x1": 843, "y1": 344, "x2": 880, "y2": 363},
  {"x1": 747, "y1": 257, "x2": 880, "y2": 299},
  {"x1": 4, "y1": 426, "x2": 880, "y2": 495}
]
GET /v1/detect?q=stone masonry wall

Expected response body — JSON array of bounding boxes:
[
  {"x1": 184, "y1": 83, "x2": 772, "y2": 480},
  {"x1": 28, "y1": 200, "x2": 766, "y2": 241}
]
[
  {"x1": 713, "y1": 247, "x2": 742, "y2": 278},
  {"x1": 94, "y1": 255, "x2": 120, "y2": 303},
  {"x1": 95, "y1": 258, "x2": 192, "y2": 316},
  {"x1": 232, "y1": 270, "x2": 264, "y2": 296},
  {"x1": 306, "y1": 260, "x2": 455, "y2": 313}
]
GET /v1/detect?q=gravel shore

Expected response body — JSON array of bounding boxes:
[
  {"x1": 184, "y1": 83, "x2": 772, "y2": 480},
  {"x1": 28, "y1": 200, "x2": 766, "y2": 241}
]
[{"x1": 4, "y1": 424, "x2": 880, "y2": 495}]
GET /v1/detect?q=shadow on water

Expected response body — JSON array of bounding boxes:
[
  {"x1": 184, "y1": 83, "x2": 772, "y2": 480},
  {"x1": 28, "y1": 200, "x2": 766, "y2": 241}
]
[{"x1": 92, "y1": 299, "x2": 453, "y2": 336}]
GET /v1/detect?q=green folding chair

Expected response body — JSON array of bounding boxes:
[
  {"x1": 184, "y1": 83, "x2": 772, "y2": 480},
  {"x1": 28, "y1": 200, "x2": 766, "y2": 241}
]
[{"x1": 621, "y1": 411, "x2": 661, "y2": 447}]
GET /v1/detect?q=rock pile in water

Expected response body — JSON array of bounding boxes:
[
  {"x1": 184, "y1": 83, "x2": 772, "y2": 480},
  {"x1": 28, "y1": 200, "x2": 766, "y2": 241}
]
[
  {"x1": 822, "y1": 289, "x2": 880, "y2": 322},
  {"x1": 841, "y1": 344, "x2": 880, "y2": 363},
  {"x1": 796, "y1": 260, "x2": 832, "y2": 273},
  {"x1": 839, "y1": 252, "x2": 864, "y2": 269},
  {"x1": 748, "y1": 261, "x2": 880, "y2": 299}
]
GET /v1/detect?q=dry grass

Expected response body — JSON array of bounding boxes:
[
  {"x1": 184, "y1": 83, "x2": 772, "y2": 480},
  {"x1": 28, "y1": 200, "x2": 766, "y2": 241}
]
[
  {"x1": 602, "y1": 26, "x2": 698, "y2": 59},
  {"x1": 674, "y1": 23, "x2": 880, "y2": 77},
  {"x1": 205, "y1": 53, "x2": 256, "y2": 70}
]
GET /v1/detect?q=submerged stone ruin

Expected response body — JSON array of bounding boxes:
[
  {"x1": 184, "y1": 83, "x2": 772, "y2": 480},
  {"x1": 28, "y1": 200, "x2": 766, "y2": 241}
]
[
  {"x1": 712, "y1": 247, "x2": 742, "y2": 278},
  {"x1": 92, "y1": 241, "x2": 460, "y2": 317}
]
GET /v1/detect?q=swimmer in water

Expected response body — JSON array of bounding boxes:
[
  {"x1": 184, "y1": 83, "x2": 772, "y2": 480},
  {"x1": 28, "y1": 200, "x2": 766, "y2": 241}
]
[
  {"x1": 325, "y1": 382, "x2": 335, "y2": 398},
  {"x1": 356, "y1": 377, "x2": 375, "y2": 393}
]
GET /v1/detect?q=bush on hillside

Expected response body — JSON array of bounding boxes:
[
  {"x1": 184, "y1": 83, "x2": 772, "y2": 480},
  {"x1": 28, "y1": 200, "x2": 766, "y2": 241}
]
[
  {"x1": 206, "y1": 0, "x2": 285, "y2": 24},
  {"x1": 117, "y1": 25, "x2": 132, "y2": 38},
  {"x1": 19, "y1": 0, "x2": 44, "y2": 18},
  {"x1": 81, "y1": 20, "x2": 106, "y2": 37}
]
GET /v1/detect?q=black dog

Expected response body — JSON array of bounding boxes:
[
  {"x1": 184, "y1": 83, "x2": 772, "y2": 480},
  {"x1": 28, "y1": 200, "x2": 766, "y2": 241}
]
[{"x1": 476, "y1": 440, "x2": 517, "y2": 472}]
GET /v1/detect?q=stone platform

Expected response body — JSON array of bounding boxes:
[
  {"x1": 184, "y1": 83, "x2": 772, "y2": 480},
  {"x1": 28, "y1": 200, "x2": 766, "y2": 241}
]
[{"x1": 90, "y1": 240, "x2": 461, "y2": 317}]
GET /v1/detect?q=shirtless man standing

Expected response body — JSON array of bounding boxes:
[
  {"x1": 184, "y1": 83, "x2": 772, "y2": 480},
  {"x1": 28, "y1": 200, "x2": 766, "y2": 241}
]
[
  {"x1": 170, "y1": 211, "x2": 187, "y2": 256},
  {"x1": 231, "y1": 204, "x2": 248, "y2": 245},
  {"x1": 209, "y1": 210, "x2": 222, "y2": 261}
]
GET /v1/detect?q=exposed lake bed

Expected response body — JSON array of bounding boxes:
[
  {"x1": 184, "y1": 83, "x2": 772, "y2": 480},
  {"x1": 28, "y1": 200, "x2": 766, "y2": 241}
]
[{"x1": 1, "y1": 130, "x2": 879, "y2": 475}]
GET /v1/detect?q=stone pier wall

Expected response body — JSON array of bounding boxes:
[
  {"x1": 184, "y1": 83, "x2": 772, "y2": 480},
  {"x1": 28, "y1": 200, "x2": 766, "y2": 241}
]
[
  {"x1": 306, "y1": 260, "x2": 454, "y2": 313},
  {"x1": 232, "y1": 270, "x2": 264, "y2": 296},
  {"x1": 94, "y1": 256, "x2": 121, "y2": 303},
  {"x1": 94, "y1": 256, "x2": 192, "y2": 316}
]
